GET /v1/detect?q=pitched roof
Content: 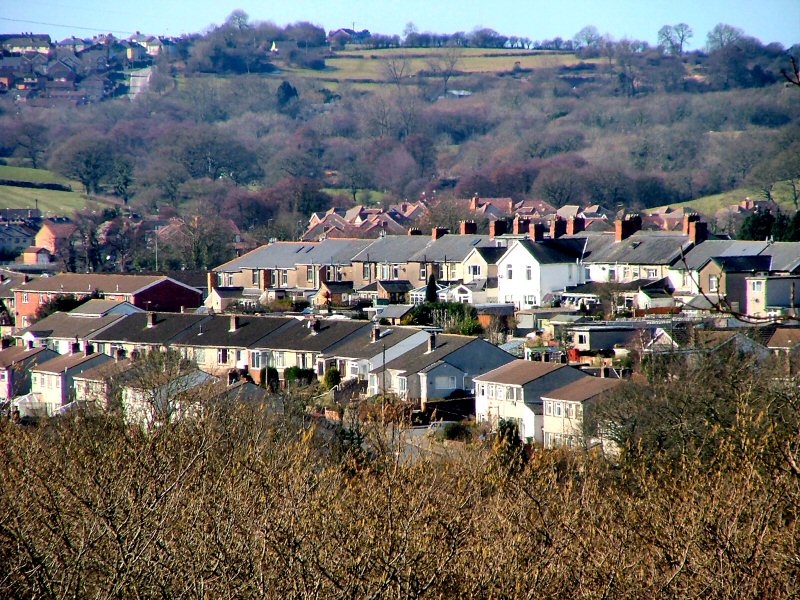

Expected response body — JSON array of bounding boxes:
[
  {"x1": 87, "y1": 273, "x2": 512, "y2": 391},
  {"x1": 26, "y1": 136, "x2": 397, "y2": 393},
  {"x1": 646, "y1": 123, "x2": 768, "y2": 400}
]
[
  {"x1": 295, "y1": 238, "x2": 374, "y2": 265},
  {"x1": 253, "y1": 318, "x2": 370, "y2": 352},
  {"x1": 324, "y1": 325, "x2": 422, "y2": 359},
  {"x1": 71, "y1": 358, "x2": 133, "y2": 382},
  {"x1": 511, "y1": 238, "x2": 586, "y2": 264},
  {"x1": 69, "y1": 299, "x2": 130, "y2": 316},
  {"x1": 33, "y1": 351, "x2": 109, "y2": 374},
  {"x1": 541, "y1": 376, "x2": 622, "y2": 402},
  {"x1": 352, "y1": 235, "x2": 433, "y2": 263},
  {"x1": 709, "y1": 255, "x2": 772, "y2": 272},
  {"x1": 214, "y1": 242, "x2": 318, "y2": 272},
  {"x1": 408, "y1": 234, "x2": 492, "y2": 263},
  {"x1": 473, "y1": 246, "x2": 506, "y2": 264},
  {"x1": 171, "y1": 315, "x2": 294, "y2": 348},
  {"x1": 14, "y1": 273, "x2": 166, "y2": 294},
  {"x1": 679, "y1": 240, "x2": 769, "y2": 271},
  {"x1": 766, "y1": 327, "x2": 800, "y2": 349},
  {"x1": 580, "y1": 231, "x2": 692, "y2": 265},
  {"x1": 0, "y1": 345, "x2": 51, "y2": 368},
  {"x1": 89, "y1": 313, "x2": 207, "y2": 345},
  {"x1": 378, "y1": 334, "x2": 476, "y2": 375},
  {"x1": 21, "y1": 311, "x2": 125, "y2": 340},
  {"x1": 474, "y1": 359, "x2": 567, "y2": 385},
  {"x1": 378, "y1": 280, "x2": 413, "y2": 293}
]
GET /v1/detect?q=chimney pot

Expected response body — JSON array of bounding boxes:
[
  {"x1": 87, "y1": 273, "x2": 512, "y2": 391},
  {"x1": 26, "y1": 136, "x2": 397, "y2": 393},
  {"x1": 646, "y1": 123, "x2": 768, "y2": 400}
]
[
  {"x1": 567, "y1": 216, "x2": 585, "y2": 236},
  {"x1": 427, "y1": 331, "x2": 437, "y2": 352},
  {"x1": 489, "y1": 219, "x2": 508, "y2": 239},
  {"x1": 408, "y1": 227, "x2": 422, "y2": 236},
  {"x1": 371, "y1": 324, "x2": 380, "y2": 342},
  {"x1": 513, "y1": 216, "x2": 530, "y2": 235},
  {"x1": 431, "y1": 227, "x2": 449, "y2": 241},
  {"x1": 146, "y1": 312, "x2": 156, "y2": 328},
  {"x1": 531, "y1": 223, "x2": 545, "y2": 242},
  {"x1": 549, "y1": 217, "x2": 567, "y2": 239},
  {"x1": 459, "y1": 220, "x2": 477, "y2": 235}
]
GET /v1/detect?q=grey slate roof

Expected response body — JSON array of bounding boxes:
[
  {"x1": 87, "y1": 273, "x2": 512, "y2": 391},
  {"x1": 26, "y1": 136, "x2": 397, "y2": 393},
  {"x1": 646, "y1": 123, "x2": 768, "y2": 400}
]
[
  {"x1": 377, "y1": 334, "x2": 476, "y2": 375},
  {"x1": 252, "y1": 318, "x2": 370, "y2": 352},
  {"x1": 579, "y1": 231, "x2": 692, "y2": 265},
  {"x1": 408, "y1": 234, "x2": 491, "y2": 262},
  {"x1": 351, "y1": 235, "x2": 433, "y2": 263},
  {"x1": 374, "y1": 304, "x2": 414, "y2": 319},
  {"x1": 473, "y1": 246, "x2": 507, "y2": 264},
  {"x1": 514, "y1": 238, "x2": 585, "y2": 264},
  {"x1": 296, "y1": 238, "x2": 373, "y2": 265},
  {"x1": 710, "y1": 256, "x2": 772, "y2": 272},
  {"x1": 172, "y1": 315, "x2": 294, "y2": 349},
  {"x1": 765, "y1": 242, "x2": 800, "y2": 272},
  {"x1": 323, "y1": 325, "x2": 422, "y2": 359},
  {"x1": 21, "y1": 311, "x2": 125, "y2": 340},
  {"x1": 214, "y1": 242, "x2": 318, "y2": 272},
  {"x1": 679, "y1": 240, "x2": 769, "y2": 271},
  {"x1": 89, "y1": 313, "x2": 207, "y2": 345}
]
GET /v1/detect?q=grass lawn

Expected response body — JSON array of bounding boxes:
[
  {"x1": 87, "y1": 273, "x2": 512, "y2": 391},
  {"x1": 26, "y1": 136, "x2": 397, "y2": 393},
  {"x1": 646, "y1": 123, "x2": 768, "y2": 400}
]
[
  {"x1": 0, "y1": 165, "x2": 76, "y2": 186},
  {"x1": 650, "y1": 181, "x2": 798, "y2": 216},
  {"x1": 0, "y1": 185, "x2": 98, "y2": 215}
]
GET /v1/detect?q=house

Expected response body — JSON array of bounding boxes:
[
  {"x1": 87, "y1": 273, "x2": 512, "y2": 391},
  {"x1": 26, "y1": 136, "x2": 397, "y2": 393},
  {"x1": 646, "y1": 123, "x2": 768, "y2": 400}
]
[
  {"x1": 0, "y1": 34, "x2": 52, "y2": 54},
  {"x1": 496, "y1": 236, "x2": 585, "y2": 309},
  {"x1": 121, "y1": 368, "x2": 217, "y2": 427},
  {"x1": 372, "y1": 332, "x2": 513, "y2": 404},
  {"x1": 462, "y1": 245, "x2": 504, "y2": 286},
  {"x1": 0, "y1": 223, "x2": 36, "y2": 256},
  {"x1": 21, "y1": 246, "x2": 53, "y2": 265},
  {"x1": 248, "y1": 318, "x2": 370, "y2": 383},
  {"x1": 321, "y1": 323, "x2": 429, "y2": 382},
  {"x1": 34, "y1": 219, "x2": 79, "y2": 257},
  {"x1": 0, "y1": 345, "x2": 59, "y2": 400},
  {"x1": 745, "y1": 275, "x2": 800, "y2": 319},
  {"x1": 540, "y1": 376, "x2": 623, "y2": 449},
  {"x1": 17, "y1": 309, "x2": 129, "y2": 354},
  {"x1": 171, "y1": 314, "x2": 294, "y2": 384},
  {"x1": 696, "y1": 256, "x2": 771, "y2": 314},
  {"x1": 474, "y1": 360, "x2": 590, "y2": 443},
  {"x1": 19, "y1": 350, "x2": 112, "y2": 417},
  {"x1": 71, "y1": 357, "x2": 132, "y2": 407},
  {"x1": 0, "y1": 269, "x2": 33, "y2": 331},
  {"x1": 313, "y1": 281, "x2": 356, "y2": 307},
  {"x1": 88, "y1": 312, "x2": 209, "y2": 359},
  {"x1": 357, "y1": 280, "x2": 414, "y2": 304},
  {"x1": 13, "y1": 273, "x2": 202, "y2": 328}
]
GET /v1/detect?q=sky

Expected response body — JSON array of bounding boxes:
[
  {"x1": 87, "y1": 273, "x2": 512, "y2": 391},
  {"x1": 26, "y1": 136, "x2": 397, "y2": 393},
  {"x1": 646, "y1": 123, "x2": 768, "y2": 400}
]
[{"x1": 2, "y1": 0, "x2": 798, "y2": 50}]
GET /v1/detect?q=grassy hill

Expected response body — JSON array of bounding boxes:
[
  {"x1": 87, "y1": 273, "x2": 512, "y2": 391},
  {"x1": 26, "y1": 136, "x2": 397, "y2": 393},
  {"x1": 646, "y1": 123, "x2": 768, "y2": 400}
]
[
  {"x1": 650, "y1": 181, "x2": 798, "y2": 216},
  {"x1": 281, "y1": 48, "x2": 590, "y2": 88},
  {"x1": 0, "y1": 165, "x2": 103, "y2": 215}
]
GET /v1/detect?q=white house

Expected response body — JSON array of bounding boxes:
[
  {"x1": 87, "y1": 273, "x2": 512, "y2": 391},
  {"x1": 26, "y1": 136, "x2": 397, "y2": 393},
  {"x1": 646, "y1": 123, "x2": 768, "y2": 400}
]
[
  {"x1": 474, "y1": 360, "x2": 588, "y2": 443},
  {"x1": 496, "y1": 239, "x2": 584, "y2": 309}
]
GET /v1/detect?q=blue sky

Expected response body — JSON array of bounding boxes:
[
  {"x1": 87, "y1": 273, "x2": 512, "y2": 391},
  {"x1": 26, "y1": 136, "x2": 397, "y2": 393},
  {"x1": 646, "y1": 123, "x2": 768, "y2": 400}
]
[{"x1": 2, "y1": 0, "x2": 798, "y2": 49}]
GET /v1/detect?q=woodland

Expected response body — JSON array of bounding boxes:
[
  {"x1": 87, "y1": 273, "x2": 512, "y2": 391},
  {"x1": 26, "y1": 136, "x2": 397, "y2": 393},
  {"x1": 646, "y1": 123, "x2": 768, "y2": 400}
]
[{"x1": 0, "y1": 15, "x2": 798, "y2": 246}]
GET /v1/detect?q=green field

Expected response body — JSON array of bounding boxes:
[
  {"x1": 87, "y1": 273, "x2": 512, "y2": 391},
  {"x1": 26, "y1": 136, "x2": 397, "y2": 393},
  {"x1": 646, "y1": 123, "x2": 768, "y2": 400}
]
[
  {"x1": 283, "y1": 48, "x2": 590, "y2": 85},
  {"x1": 651, "y1": 181, "x2": 798, "y2": 216},
  {"x1": 0, "y1": 166, "x2": 102, "y2": 215}
]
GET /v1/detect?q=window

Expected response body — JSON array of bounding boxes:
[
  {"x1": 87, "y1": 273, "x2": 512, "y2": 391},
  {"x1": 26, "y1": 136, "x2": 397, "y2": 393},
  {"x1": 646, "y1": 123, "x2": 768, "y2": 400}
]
[
  {"x1": 39, "y1": 294, "x2": 47, "y2": 304},
  {"x1": 709, "y1": 275, "x2": 719, "y2": 293},
  {"x1": 380, "y1": 264, "x2": 390, "y2": 279},
  {"x1": 479, "y1": 384, "x2": 486, "y2": 397},
  {"x1": 362, "y1": 263, "x2": 370, "y2": 280},
  {"x1": 435, "y1": 375, "x2": 457, "y2": 390},
  {"x1": 544, "y1": 401, "x2": 553, "y2": 416},
  {"x1": 419, "y1": 264, "x2": 427, "y2": 281},
  {"x1": 252, "y1": 270, "x2": 260, "y2": 286},
  {"x1": 554, "y1": 402, "x2": 563, "y2": 417},
  {"x1": 281, "y1": 271, "x2": 288, "y2": 287},
  {"x1": 608, "y1": 267, "x2": 616, "y2": 281},
  {"x1": 217, "y1": 348, "x2": 229, "y2": 364},
  {"x1": 488, "y1": 384, "x2": 495, "y2": 399},
  {"x1": 392, "y1": 264, "x2": 400, "y2": 279},
  {"x1": 577, "y1": 334, "x2": 587, "y2": 345},
  {"x1": 497, "y1": 386, "x2": 505, "y2": 401},
  {"x1": 646, "y1": 268, "x2": 658, "y2": 278},
  {"x1": 251, "y1": 351, "x2": 263, "y2": 369},
  {"x1": 468, "y1": 265, "x2": 481, "y2": 276},
  {"x1": 751, "y1": 280, "x2": 763, "y2": 292},
  {"x1": 526, "y1": 265, "x2": 532, "y2": 280},
  {"x1": 195, "y1": 348, "x2": 205, "y2": 363},
  {"x1": 275, "y1": 351, "x2": 285, "y2": 368},
  {"x1": 524, "y1": 295, "x2": 536, "y2": 306},
  {"x1": 270, "y1": 271, "x2": 277, "y2": 286},
  {"x1": 22, "y1": 292, "x2": 28, "y2": 304},
  {"x1": 437, "y1": 263, "x2": 445, "y2": 279},
  {"x1": 506, "y1": 265, "x2": 513, "y2": 280},
  {"x1": 307, "y1": 266, "x2": 314, "y2": 282},
  {"x1": 398, "y1": 377, "x2": 407, "y2": 392}
]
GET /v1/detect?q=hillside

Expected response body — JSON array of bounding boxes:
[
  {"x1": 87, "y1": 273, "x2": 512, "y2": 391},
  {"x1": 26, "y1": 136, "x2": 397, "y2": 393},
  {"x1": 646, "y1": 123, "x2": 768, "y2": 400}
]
[{"x1": 0, "y1": 165, "x2": 106, "y2": 215}]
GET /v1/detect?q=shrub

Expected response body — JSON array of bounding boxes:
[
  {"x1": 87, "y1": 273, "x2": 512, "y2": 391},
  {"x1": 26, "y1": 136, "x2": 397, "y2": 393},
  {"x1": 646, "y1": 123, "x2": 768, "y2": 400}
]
[
  {"x1": 284, "y1": 366, "x2": 316, "y2": 386},
  {"x1": 439, "y1": 421, "x2": 473, "y2": 442},
  {"x1": 322, "y1": 368, "x2": 341, "y2": 390}
]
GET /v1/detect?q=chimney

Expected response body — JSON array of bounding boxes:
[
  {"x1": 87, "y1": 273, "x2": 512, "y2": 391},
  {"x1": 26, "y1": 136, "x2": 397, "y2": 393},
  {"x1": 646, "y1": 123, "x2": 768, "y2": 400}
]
[
  {"x1": 470, "y1": 194, "x2": 479, "y2": 211},
  {"x1": 207, "y1": 271, "x2": 217, "y2": 291},
  {"x1": 408, "y1": 227, "x2": 422, "y2": 236},
  {"x1": 549, "y1": 217, "x2": 567, "y2": 239},
  {"x1": 227, "y1": 370, "x2": 238, "y2": 386},
  {"x1": 1, "y1": 338, "x2": 10, "y2": 349},
  {"x1": 531, "y1": 222, "x2": 545, "y2": 242},
  {"x1": 427, "y1": 331, "x2": 437, "y2": 352},
  {"x1": 512, "y1": 216, "x2": 530, "y2": 235},
  {"x1": 180, "y1": 306, "x2": 185, "y2": 314},
  {"x1": 84, "y1": 342, "x2": 94, "y2": 355},
  {"x1": 601, "y1": 366, "x2": 610, "y2": 378},
  {"x1": 146, "y1": 312, "x2": 156, "y2": 328},
  {"x1": 460, "y1": 220, "x2": 477, "y2": 235},
  {"x1": 489, "y1": 219, "x2": 508, "y2": 239},
  {"x1": 682, "y1": 213, "x2": 699, "y2": 235},
  {"x1": 229, "y1": 314, "x2": 239, "y2": 332},
  {"x1": 431, "y1": 227, "x2": 449, "y2": 240},
  {"x1": 689, "y1": 220, "x2": 707, "y2": 245},
  {"x1": 115, "y1": 348, "x2": 125, "y2": 362},
  {"x1": 614, "y1": 214, "x2": 642, "y2": 242},
  {"x1": 371, "y1": 324, "x2": 380, "y2": 343},
  {"x1": 70, "y1": 342, "x2": 80, "y2": 354},
  {"x1": 567, "y1": 216, "x2": 585, "y2": 236}
]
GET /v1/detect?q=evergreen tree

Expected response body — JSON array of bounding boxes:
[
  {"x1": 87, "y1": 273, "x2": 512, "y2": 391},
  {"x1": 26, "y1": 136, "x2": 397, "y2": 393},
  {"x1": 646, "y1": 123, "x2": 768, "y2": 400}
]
[{"x1": 425, "y1": 273, "x2": 438, "y2": 303}]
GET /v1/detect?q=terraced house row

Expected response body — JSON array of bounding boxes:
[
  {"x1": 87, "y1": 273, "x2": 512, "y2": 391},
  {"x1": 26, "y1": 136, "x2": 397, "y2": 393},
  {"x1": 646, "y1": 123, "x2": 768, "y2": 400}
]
[{"x1": 208, "y1": 213, "x2": 800, "y2": 318}]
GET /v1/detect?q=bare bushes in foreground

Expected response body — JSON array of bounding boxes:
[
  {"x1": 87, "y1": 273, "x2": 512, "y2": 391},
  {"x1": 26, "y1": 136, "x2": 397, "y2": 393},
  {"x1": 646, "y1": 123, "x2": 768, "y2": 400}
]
[{"x1": 0, "y1": 377, "x2": 798, "y2": 598}]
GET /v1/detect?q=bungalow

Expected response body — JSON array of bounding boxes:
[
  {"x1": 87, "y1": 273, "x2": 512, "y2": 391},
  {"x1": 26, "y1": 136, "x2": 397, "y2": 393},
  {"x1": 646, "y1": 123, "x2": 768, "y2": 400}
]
[
  {"x1": 474, "y1": 360, "x2": 589, "y2": 443},
  {"x1": 373, "y1": 332, "x2": 513, "y2": 404}
]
